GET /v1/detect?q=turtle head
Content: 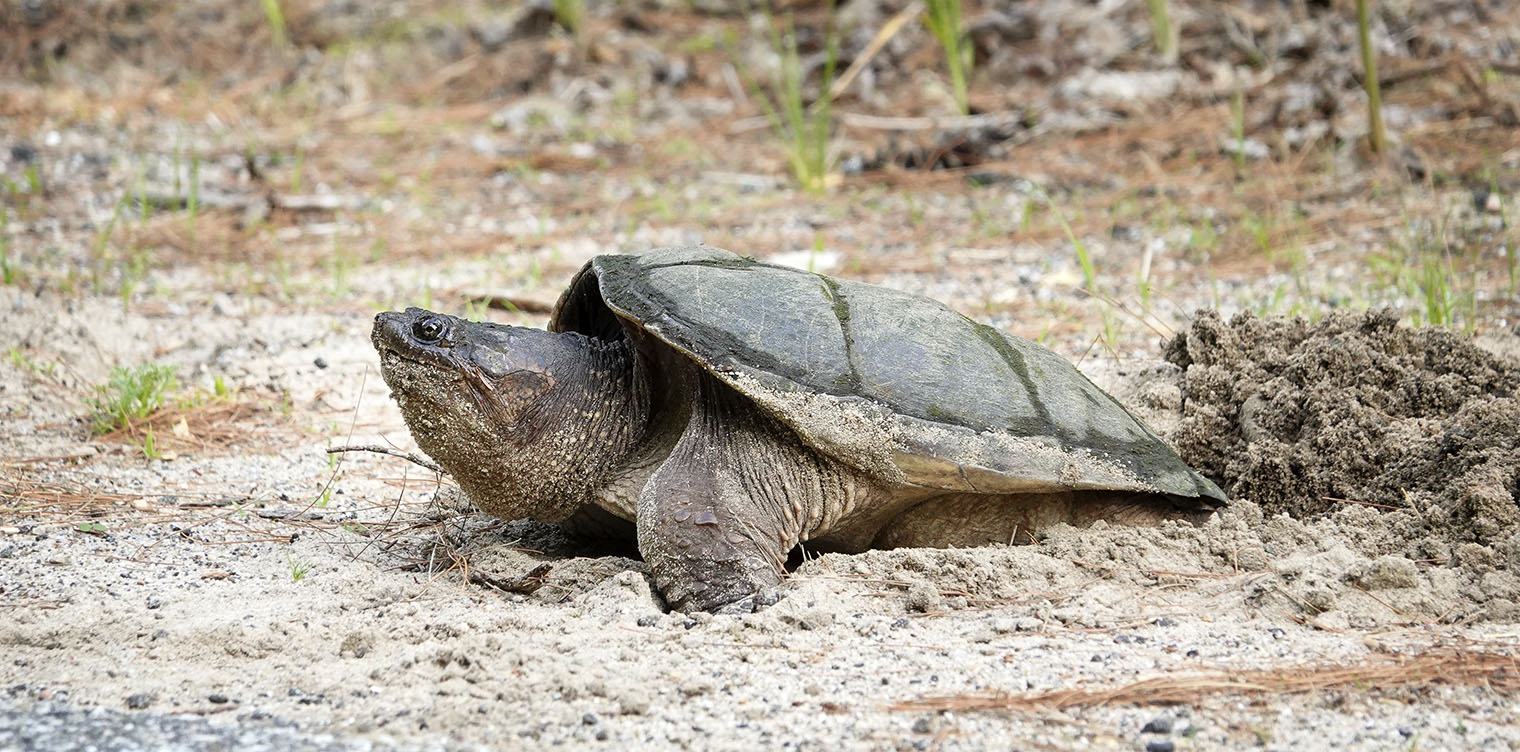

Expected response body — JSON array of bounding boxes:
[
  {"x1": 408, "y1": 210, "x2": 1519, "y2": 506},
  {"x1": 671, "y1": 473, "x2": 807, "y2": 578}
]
[{"x1": 372, "y1": 307, "x2": 636, "y2": 522}]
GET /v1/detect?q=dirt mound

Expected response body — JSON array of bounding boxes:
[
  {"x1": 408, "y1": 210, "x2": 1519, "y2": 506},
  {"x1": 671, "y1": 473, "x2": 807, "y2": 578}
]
[{"x1": 1166, "y1": 310, "x2": 1520, "y2": 554}]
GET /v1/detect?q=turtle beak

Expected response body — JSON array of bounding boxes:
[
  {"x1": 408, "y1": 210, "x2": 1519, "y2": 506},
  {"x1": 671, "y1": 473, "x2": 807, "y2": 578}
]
[{"x1": 371, "y1": 311, "x2": 407, "y2": 354}]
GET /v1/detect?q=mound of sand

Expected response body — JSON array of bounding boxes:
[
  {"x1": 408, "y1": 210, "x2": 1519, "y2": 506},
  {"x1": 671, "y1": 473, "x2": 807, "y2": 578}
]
[{"x1": 1152, "y1": 309, "x2": 1520, "y2": 622}]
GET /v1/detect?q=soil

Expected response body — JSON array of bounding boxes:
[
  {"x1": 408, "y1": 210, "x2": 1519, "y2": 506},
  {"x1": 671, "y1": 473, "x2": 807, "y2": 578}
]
[
  {"x1": 1167, "y1": 309, "x2": 1513, "y2": 540},
  {"x1": 1168, "y1": 310, "x2": 1520, "y2": 619},
  {"x1": 4, "y1": 0, "x2": 1520, "y2": 750}
]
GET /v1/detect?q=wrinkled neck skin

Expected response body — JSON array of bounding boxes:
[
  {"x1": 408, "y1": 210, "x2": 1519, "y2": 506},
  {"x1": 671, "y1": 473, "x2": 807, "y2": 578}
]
[
  {"x1": 501, "y1": 335, "x2": 646, "y2": 522},
  {"x1": 383, "y1": 328, "x2": 646, "y2": 524}
]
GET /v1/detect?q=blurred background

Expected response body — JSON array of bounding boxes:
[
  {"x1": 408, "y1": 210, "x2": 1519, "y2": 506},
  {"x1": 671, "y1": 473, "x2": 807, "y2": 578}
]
[{"x1": 2, "y1": 0, "x2": 1517, "y2": 355}]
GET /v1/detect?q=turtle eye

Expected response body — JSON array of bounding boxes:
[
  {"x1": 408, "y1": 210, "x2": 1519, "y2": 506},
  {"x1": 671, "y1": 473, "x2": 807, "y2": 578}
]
[{"x1": 412, "y1": 316, "x2": 447, "y2": 344}]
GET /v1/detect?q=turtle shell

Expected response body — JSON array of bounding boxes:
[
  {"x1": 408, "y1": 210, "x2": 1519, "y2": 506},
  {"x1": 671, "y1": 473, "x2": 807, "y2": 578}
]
[{"x1": 551, "y1": 246, "x2": 1226, "y2": 505}]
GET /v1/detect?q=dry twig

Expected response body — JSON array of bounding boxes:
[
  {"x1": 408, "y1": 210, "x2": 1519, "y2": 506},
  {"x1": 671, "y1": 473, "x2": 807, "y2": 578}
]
[
  {"x1": 327, "y1": 445, "x2": 446, "y2": 475},
  {"x1": 894, "y1": 648, "x2": 1519, "y2": 713}
]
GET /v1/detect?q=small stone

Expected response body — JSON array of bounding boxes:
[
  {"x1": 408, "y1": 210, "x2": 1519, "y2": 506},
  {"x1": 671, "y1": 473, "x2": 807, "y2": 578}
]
[
  {"x1": 9, "y1": 143, "x2": 37, "y2": 164},
  {"x1": 752, "y1": 589, "x2": 781, "y2": 607},
  {"x1": 208, "y1": 693, "x2": 229, "y2": 704},
  {"x1": 635, "y1": 615, "x2": 659, "y2": 627},
  {"x1": 679, "y1": 679, "x2": 712, "y2": 697},
  {"x1": 1152, "y1": 617, "x2": 1175, "y2": 627},
  {"x1": 911, "y1": 717, "x2": 934, "y2": 734},
  {"x1": 339, "y1": 633, "x2": 371, "y2": 659},
  {"x1": 1349, "y1": 555, "x2": 1420, "y2": 590},
  {"x1": 1398, "y1": 726, "x2": 1414, "y2": 737},
  {"x1": 1142, "y1": 716, "x2": 1173, "y2": 734},
  {"x1": 124, "y1": 693, "x2": 153, "y2": 710},
  {"x1": 469, "y1": 20, "x2": 514, "y2": 52},
  {"x1": 1145, "y1": 740, "x2": 1175, "y2": 752},
  {"x1": 210, "y1": 293, "x2": 244, "y2": 317},
  {"x1": 618, "y1": 690, "x2": 650, "y2": 715},
  {"x1": 1234, "y1": 547, "x2": 1270, "y2": 571},
  {"x1": 1221, "y1": 138, "x2": 1270, "y2": 161},
  {"x1": 905, "y1": 581, "x2": 939, "y2": 612},
  {"x1": 582, "y1": 712, "x2": 597, "y2": 725},
  {"x1": 313, "y1": 356, "x2": 329, "y2": 369}
]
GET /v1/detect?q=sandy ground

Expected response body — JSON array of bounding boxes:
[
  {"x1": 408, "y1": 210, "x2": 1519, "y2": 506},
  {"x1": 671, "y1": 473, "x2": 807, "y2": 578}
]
[
  {"x1": 4, "y1": 0, "x2": 1520, "y2": 749},
  {"x1": 3, "y1": 276, "x2": 1518, "y2": 751}
]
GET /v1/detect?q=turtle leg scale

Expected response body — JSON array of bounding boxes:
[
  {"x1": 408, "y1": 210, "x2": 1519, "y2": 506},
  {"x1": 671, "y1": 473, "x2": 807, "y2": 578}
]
[{"x1": 639, "y1": 373, "x2": 844, "y2": 613}]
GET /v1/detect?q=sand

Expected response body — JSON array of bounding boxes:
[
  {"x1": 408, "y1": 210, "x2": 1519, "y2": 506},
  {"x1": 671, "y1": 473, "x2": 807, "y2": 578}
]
[{"x1": 3, "y1": 289, "x2": 1519, "y2": 750}]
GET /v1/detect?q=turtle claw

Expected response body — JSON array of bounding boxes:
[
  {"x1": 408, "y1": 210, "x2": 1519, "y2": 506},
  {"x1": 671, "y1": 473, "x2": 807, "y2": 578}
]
[
  {"x1": 708, "y1": 586, "x2": 784, "y2": 615},
  {"x1": 711, "y1": 597, "x2": 756, "y2": 615},
  {"x1": 751, "y1": 586, "x2": 783, "y2": 609}
]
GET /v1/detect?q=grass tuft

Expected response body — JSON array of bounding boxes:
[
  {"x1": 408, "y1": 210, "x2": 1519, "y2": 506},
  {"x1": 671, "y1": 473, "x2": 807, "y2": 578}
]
[
  {"x1": 553, "y1": 0, "x2": 583, "y2": 36},
  {"x1": 259, "y1": 0, "x2": 288, "y2": 49},
  {"x1": 922, "y1": 0, "x2": 972, "y2": 115},
  {"x1": 88, "y1": 364, "x2": 180, "y2": 435},
  {"x1": 1144, "y1": 0, "x2": 1177, "y2": 63},
  {"x1": 1355, "y1": 0, "x2": 1386, "y2": 153},
  {"x1": 287, "y1": 552, "x2": 311, "y2": 583},
  {"x1": 0, "y1": 203, "x2": 13, "y2": 286},
  {"x1": 732, "y1": 6, "x2": 840, "y2": 194}
]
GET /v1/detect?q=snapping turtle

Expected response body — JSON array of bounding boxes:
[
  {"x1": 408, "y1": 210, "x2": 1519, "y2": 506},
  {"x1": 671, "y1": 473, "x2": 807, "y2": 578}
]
[{"x1": 373, "y1": 246, "x2": 1226, "y2": 612}]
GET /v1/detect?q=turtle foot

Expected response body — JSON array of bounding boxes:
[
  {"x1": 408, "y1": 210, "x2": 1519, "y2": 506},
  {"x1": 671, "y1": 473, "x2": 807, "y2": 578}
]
[{"x1": 706, "y1": 586, "x2": 784, "y2": 615}]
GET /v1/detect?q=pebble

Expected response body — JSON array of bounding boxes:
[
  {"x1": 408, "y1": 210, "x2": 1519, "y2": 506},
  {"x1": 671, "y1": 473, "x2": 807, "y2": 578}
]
[
  {"x1": 1141, "y1": 716, "x2": 1173, "y2": 734},
  {"x1": 617, "y1": 690, "x2": 650, "y2": 715},
  {"x1": 10, "y1": 142, "x2": 37, "y2": 163},
  {"x1": 905, "y1": 581, "x2": 940, "y2": 612},
  {"x1": 1144, "y1": 740, "x2": 1175, "y2": 752}
]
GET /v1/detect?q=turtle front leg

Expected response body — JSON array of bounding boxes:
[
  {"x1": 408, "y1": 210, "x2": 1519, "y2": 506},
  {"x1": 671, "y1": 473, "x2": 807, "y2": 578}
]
[{"x1": 638, "y1": 377, "x2": 825, "y2": 613}]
